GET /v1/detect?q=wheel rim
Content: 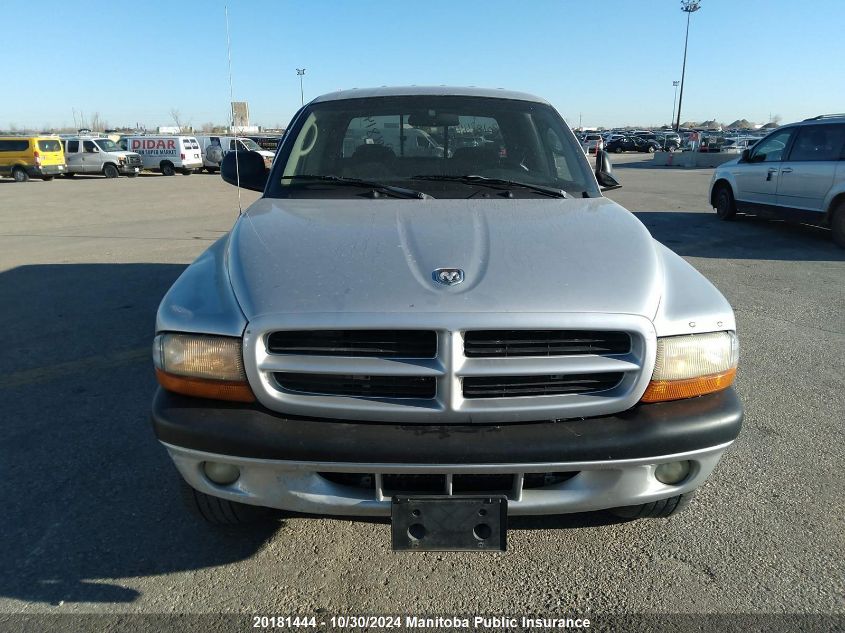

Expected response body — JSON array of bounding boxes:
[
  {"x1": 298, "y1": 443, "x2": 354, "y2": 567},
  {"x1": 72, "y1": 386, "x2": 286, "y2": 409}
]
[{"x1": 717, "y1": 190, "x2": 730, "y2": 215}]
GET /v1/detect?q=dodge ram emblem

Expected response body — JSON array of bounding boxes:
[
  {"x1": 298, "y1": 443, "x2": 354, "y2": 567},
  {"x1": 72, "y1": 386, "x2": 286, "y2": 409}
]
[{"x1": 433, "y1": 268, "x2": 464, "y2": 286}]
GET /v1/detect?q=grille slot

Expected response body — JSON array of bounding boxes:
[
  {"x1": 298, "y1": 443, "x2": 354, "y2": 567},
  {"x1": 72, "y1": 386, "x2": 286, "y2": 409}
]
[
  {"x1": 464, "y1": 330, "x2": 631, "y2": 357},
  {"x1": 463, "y1": 372, "x2": 623, "y2": 398},
  {"x1": 522, "y1": 472, "x2": 579, "y2": 488},
  {"x1": 452, "y1": 474, "x2": 515, "y2": 493},
  {"x1": 382, "y1": 474, "x2": 445, "y2": 494},
  {"x1": 267, "y1": 330, "x2": 437, "y2": 358},
  {"x1": 275, "y1": 372, "x2": 436, "y2": 399},
  {"x1": 318, "y1": 472, "x2": 376, "y2": 490}
]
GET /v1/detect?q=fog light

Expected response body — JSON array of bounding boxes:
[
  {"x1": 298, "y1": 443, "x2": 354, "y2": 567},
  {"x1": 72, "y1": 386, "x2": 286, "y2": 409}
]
[
  {"x1": 654, "y1": 461, "x2": 691, "y2": 485},
  {"x1": 202, "y1": 461, "x2": 240, "y2": 485}
]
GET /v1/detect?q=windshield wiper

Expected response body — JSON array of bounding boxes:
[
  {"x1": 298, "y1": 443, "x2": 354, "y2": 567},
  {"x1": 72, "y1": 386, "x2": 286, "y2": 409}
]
[
  {"x1": 281, "y1": 175, "x2": 432, "y2": 199},
  {"x1": 410, "y1": 174, "x2": 569, "y2": 198}
]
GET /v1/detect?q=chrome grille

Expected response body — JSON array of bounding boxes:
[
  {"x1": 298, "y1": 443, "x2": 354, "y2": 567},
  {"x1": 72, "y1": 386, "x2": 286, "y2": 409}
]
[
  {"x1": 267, "y1": 330, "x2": 436, "y2": 358},
  {"x1": 464, "y1": 329, "x2": 630, "y2": 357},
  {"x1": 246, "y1": 314, "x2": 654, "y2": 424},
  {"x1": 274, "y1": 372, "x2": 436, "y2": 399},
  {"x1": 462, "y1": 372, "x2": 624, "y2": 398}
]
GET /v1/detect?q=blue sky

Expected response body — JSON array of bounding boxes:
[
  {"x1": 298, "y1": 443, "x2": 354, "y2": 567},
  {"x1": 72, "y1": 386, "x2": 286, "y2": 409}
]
[{"x1": 4, "y1": 0, "x2": 843, "y2": 129}]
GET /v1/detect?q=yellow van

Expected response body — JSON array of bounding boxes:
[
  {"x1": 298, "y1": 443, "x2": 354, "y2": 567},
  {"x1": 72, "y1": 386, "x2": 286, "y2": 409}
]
[{"x1": 0, "y1": 136, "x2": 67, "y2": 181}]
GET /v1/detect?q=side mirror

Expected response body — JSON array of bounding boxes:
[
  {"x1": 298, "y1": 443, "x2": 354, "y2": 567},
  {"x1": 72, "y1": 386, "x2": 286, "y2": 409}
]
[
  {"x1": 595, "y1": 150, "x2": 621, "y2": 190},
  {"x1": 221, "y1": 150, "x2": 268, "y2": 192},
  {"x1": 740, "y1": 149, "x2": 751, "y2": 162}
]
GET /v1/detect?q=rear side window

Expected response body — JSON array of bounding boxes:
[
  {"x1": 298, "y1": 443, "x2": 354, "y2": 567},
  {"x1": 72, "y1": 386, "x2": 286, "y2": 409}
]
[
  {"x1": 38, "y1": 140, "x2": 62, "y2": 152},
  {"x1": 0, "y1": 139, "x2": 30, "y2": 152},
  {"x1": 66, "y1": 140, "x2": 79, "y2": 152},
  {"x1": 788, "y1": 124, "x2": 845, "y2": 162},
  {"x1": 83, "y1": 140, "x2": 97, "y2": 153}
]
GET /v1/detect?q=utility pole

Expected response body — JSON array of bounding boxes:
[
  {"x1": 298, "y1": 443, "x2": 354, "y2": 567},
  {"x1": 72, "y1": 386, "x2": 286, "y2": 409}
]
[
  {"x1": 671, "y1": 80, "x2": 680, "y2": 128},
  {"x1": 296, "y1": 68, "x2": 306, "y2": 106},
  {"x1": 675, "y1": 0, "x2": 701, "y2": 131}
]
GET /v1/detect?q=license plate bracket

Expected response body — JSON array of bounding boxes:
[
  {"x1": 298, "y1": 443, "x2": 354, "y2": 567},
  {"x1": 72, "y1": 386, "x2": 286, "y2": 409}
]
[{"x1": 391, "y1": 495, "x2": 507, "y2": 552}]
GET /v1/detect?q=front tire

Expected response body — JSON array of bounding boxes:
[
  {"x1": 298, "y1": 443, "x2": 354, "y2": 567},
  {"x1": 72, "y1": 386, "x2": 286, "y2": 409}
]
[
  {"x1": 12, "y1": 167, "x2": 29, "y2": 182},
  {"x1": 64, "y1": 172, "x2": 76, "y2": 178},
  {"x1": 160, "y1": 161, "x2": 175, "y2": 176},
  {"x1": 714, "y1": 183, "x2": 737, "y2": 220},
  {"x1": 42, "y1": 175, "x2": 54, "y2": 181},
  {"x1": 609, "y1": 491, "x2": 696, "y2": 519},
  {"x1": 831, "y1": 200, "x2": 845, "y2": 248},
  {"x1": 179, "y1": 478, "x2": 271, "y2": 526},
  {"x1": 103, "y1": 164, "x2": 119, "y2": 179},
  {"x1": 615, "y1": 147, "x2": 623, "y2": 154}
]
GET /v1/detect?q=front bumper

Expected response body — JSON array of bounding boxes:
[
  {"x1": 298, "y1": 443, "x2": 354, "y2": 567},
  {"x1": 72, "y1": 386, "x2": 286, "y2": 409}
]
[
  {"x1": 119, "y1": 163, "x2": 142, "y2": 174},
  {"x1": 152, "y1": 387, "x2": 742, "y2": 516}
]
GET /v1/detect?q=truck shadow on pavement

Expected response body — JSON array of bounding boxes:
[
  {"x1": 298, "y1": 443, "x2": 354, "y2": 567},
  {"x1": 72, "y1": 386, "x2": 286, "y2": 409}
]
[
  {"x1": 0, "y1": 263, "x2": 643, "y2": 605},
  {"x1": 633, "y1": 211, "x2": 845, "y2": 261},
  {"x1": 0, "y1": 263, "x2": 278, "y2": 606}
]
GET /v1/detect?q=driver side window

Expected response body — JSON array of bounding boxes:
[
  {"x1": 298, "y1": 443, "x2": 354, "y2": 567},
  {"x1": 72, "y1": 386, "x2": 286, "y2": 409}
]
[{"x1": 749, "y1": 130, "x2": 793, "y2": 163}]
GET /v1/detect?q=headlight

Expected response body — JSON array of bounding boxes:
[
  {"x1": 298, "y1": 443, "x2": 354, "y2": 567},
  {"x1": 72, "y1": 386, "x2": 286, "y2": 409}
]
[
  {"x1": 153, "y1": 333, "x2": 254, "y2": 402},
  {"x1": 640, "y1": 331, "x2": 738, "y2": 403}
]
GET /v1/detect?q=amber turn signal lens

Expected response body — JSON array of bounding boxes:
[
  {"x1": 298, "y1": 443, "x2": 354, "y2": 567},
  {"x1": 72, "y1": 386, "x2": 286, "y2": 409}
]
[
  {"x1": 640, "y1": 367, "x2": 736, "y2": 403},
  {"x1": 155, "y1": 368, "x2": 255, "y2": 403}
]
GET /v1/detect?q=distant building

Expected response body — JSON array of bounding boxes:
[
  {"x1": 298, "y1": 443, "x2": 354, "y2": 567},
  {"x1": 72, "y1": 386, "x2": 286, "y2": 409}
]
[{"x1": 157, "y1": 125, "x2": 193, "y2": 134}]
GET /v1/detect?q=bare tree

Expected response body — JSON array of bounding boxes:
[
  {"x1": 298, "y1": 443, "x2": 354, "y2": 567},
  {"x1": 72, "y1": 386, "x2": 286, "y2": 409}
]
[
  {"x1": 170, "y1": 108, "x2": 184, "y2": 132},
  {"x1": 773, "y1": 114, "x2": 782, "y2": 125}
]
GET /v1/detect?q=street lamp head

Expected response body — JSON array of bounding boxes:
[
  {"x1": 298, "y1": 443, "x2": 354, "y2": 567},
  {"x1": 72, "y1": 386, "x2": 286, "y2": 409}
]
[
  {"x1": 296, "y1": 68, "x2": 306, "y2": 76},
  {"x1": 673, "y1": 80, "x2": 680, "y2": 86},
  {"x1": 681, "y1": 0, "x2": 701, "y2": 13}
]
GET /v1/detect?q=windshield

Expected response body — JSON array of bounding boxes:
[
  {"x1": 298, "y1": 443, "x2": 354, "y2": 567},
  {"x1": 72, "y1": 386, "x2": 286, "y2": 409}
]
[
  {"x1": 95, "y1": 139, "x2": 121, "y2": 152},
  {"x1": 270, "y1": 95, "x2": 595, "y2": 199},
  {"x1": 239, "y1": 138, "x2": 262, "y2": 151}
]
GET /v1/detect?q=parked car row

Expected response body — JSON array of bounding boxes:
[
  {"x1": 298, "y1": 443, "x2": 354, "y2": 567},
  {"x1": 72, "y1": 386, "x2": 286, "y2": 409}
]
[
  {"x1": 0, "y1": 133, "x2": 279, "y2": 181},
  {"x1": 579, "y1": 130, "x2": 683, "y2": 154}
]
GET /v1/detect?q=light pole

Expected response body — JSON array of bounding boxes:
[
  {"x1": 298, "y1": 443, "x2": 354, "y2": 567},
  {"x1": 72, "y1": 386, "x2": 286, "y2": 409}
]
[
  {"x1": 675, "y1": 0, "x2": 701, "y2": 132},
  {"x1": 296, "y1": 68, "x2": 306, "y2": 106},
  {"x1": 671, "y1": 80, "x2": 680, "y2": 128}
]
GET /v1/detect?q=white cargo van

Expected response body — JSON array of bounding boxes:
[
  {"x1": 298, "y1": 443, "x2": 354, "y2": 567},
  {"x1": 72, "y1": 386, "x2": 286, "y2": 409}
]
[
  {"x1": 195, "y1": 136, "x2": 275, "y2": 173},
  {"x1": 120, "y1": 135, "x2": 203, "y2": 175}
]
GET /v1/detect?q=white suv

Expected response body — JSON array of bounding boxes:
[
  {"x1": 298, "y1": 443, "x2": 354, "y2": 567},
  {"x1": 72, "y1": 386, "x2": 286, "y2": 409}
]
[{"x1": 709, "y1": 115, "x2": 845, "y2": 246}]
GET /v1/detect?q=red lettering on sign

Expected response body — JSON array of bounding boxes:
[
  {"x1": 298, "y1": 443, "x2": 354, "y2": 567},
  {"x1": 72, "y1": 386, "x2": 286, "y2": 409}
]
[
  {"x1": 131, "y1": 139, "x2": 141, "y2": 150},
  {"x1": 168, "y1": 140, "x2": 176, "y2": 149}
]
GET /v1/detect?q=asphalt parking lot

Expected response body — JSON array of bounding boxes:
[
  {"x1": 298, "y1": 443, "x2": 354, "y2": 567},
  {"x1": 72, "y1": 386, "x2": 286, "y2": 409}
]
[{"x1": 1, "y1": 155, "x2": 843, "y2": 622}]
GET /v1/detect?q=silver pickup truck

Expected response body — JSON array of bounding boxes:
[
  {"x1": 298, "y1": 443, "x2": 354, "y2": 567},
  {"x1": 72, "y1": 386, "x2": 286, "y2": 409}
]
[{"x1": 151, "y1": 87, "x2": 742, "y2": 550}]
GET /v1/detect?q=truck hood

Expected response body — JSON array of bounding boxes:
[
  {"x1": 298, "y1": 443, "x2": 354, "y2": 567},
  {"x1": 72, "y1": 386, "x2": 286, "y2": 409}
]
[{"x1": 227, "y1": 197, "x2": 663, "y2": 319}]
